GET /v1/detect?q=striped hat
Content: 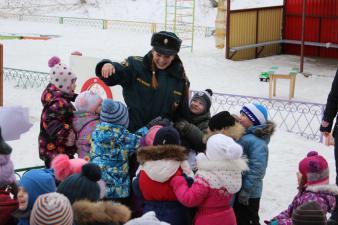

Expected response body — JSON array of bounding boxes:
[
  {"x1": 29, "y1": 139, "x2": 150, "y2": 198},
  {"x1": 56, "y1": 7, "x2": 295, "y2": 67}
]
[
  {"x1": 240, "y1": 103, "x2": 268, "y2": 126},
  {"x1": 30, "y1": 192, "x2": 73, "y2": 225},
  {"x1": 100, "y1": 99, "x2": 129, "y2": 128},
  {"x1": 292, "y1": 201, "x2": 326, "y2": 225}
]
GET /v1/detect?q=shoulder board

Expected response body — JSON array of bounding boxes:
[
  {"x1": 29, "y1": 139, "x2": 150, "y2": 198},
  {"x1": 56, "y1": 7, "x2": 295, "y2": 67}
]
[
  {"x1": 131, "y1": 56, "x2": 143, "y2": 61},
  {"x1": 120, "y1": 59, "x2": 129, "y2": 67}
]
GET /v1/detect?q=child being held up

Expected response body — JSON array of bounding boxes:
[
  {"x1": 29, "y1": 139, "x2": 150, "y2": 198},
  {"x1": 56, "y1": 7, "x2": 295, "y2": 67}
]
[
  {"x1": 266, "y1": 151, "x2": 338, "y2": 225},
  {"x1": 233, "y1": 102, "x2": 276, "y2": 225},
  {"x1": 73, "y1": 90, "x2": 102, "y2": 160},
  {"x1": 38, "y1": 56, "x2": 78, "y2": 168},
  {"x1": 90, "y1": 99, "x2": 148, "y2": 205},
  {"x1": 170, "y1": 117, "x2": 248, "y2": 225}
]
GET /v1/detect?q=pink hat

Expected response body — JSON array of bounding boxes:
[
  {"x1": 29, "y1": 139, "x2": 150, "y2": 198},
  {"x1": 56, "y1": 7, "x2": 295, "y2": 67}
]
[
  {"x1": 75, "y1": 90, "x2": 103, "y2": 113},
  {"x1": 144, "y1": 125, "x2": 163, "y2": 146},
  {"x1": 299, "y1": 151, "x2": 329, "y2": 186},
  {"x1": 51, "y1": 154, "x2": 88, "y2": 182}
]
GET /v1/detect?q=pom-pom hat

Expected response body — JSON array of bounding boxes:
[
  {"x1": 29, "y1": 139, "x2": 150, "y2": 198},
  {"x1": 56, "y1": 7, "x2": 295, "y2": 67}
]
[
  {"x1": 292, "y1": 201, "x2": 326, "y2": 225},
  {"x1": 48, "y1": 56, "x2": 77, "y2": 94},
  {"x1": 57, "y1": 163, "x2": 102, "y2": 203},
  {"x1": 191, "y1": 89, "x2": 213, "y2": 113},
  {"x1": 208, "y1": 111, "x2": 236, "y2": 131},
  {"x1": 75, "y1": 90, "x2": 103, "y2": 113},
  {"x1": 51, "y1": 154, "x2": 88, "y2": 182},
  {"x1": 298, "y1": 151, "x2": 329, "y2": 186},
  {"x1": 240, "y1": 103, "x2": 268, "y2": 126},
  {"x1": 153, "y1": 126, "x2": 180, "y2": 146},
  {"x1": 100, "y1": 99, "x2": 129, "y2": 128}
]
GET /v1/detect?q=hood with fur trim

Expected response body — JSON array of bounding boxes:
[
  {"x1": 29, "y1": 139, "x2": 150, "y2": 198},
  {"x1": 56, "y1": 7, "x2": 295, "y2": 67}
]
[
  {"x1": 204, "y1": 122, "x2": 245, "y2": 143},
  {"x1": 72, "y1": 200, "x2": 131, "y2": 225},
  {"x1": 195, "y1": 153, "x2": 248, "y2": 194},
  {"x1": 137, "y1": 145, "x2": 187, "y2": 165},
  {"x1": 249, "y1": 121, "x2": 276, "y2": 139},
  {"x1": 306, "y1": 184, "x2": 338, "y2": 195}
]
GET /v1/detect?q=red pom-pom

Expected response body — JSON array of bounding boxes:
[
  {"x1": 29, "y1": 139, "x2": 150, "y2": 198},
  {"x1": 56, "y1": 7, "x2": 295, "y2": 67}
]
[
  {"x1": 51, "y1": 154, "x2": 71, "y2": 181},
  {"x1": 48, "y1": 56, "x2": 61, "y2": 68},
  {"x1": 307, "y1": 151, "x2": 318, "y2": 157}
]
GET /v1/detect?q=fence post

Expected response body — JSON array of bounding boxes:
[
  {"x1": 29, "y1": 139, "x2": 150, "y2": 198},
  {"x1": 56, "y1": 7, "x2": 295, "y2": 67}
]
[
  {"x1": 59, "y1": 17, "x2": 64, "y2": 24},
  {"x1": 151, "y1": 23, "x2": 157, "y2": 33},
  {"x1": 103, "y1": 20, "x2": 108, "y2": 29},
  {"x1": 0, "y1": 44, "x2": 3, "y2": 106}
]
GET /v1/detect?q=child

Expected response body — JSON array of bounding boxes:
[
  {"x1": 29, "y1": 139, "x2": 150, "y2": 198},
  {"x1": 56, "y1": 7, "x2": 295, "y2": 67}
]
[
  {"x1": 175, "y1": 89, "x2": 213, "y2": 170},
  {"x1": 125, "y1": 211, "x2": 170, "y2": 225},
  {"x1": 38, "y1": 56, "x2": 78, "y2": 168},
  {"x1": 133, "y1": 126, "x2": 192, "y2": 225},
  {"x1": 73, "y1": 90, "x2": 102, "y2": 159},
  {"x1": 233, "y1": 102, "x2": 276, "y2": 225},
  {"x1": 90, "y1": 99, "x2": 148, "y2": 203},
  {"x1": 0, "y1": 129, "x2": 18, "y2": 225},
  {"x1": 30, "y1": 193, "x2": 73, "y2": 225},
  {"x1": 12, "y1": 169, "x2": 56, "y2": 225},
  {"x1": 72, "y1": 199, "x2": 131, "y2": 225},
  {"x1": 266, "y1": 151, "x2": 337, "y2": 225},
  {"x1": 170, "y1": 133, "x2": 248, "y2": 225}
]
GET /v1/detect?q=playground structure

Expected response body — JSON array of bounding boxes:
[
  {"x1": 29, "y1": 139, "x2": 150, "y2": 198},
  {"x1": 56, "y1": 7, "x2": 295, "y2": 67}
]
[{"x1": 165, "y1": 0, "x2": 195, "y2": 51}]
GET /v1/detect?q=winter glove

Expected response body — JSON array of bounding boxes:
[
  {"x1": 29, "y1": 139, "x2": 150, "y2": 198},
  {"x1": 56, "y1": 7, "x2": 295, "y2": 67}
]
[
  {"x1": 146, "y1": 116, "x2": 171, "y2": 129},
  {"x1": 237, "y1": 191, "x2": 250, "y2": 206},
  {"x1": 266, "y1": 220, "x2": 278, "y2": 225},
  {"x1": 65, "y1": 129, "x2": 76, "y2": 146},
  {"x1": 182, "y1": 173, "x2": 194, "y2": 187},
  {"x1": 174, "y1": 120, "x2": 189, "y2": 134}
]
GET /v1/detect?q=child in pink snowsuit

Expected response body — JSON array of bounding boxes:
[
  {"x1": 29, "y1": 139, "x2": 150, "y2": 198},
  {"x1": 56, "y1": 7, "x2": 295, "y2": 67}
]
[
  {"x1": 73, "y1": 90, "x2": 102, "y2": 159},
  {"x1": 170, "y1": 133, "x2": 248, "y2": 225}
]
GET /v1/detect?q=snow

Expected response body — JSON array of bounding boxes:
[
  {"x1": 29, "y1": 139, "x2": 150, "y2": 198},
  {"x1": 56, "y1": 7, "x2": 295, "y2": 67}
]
[{"x1": 1, "y1": 0, "x2": 338, "y2": 222}]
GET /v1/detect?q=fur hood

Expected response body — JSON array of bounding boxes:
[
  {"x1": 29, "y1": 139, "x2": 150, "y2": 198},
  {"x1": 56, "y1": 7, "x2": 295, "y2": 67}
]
[
  {"x1": 250, "y1": 121, "x2": 276, "y2": 139},
  {"x1": 204, "y1": 122, "x2": 245, "y2": 143},
  {"x1": 306, "y1": 184, "x2": 338, "y2": 195},
  {"x1": 197, "y1": 156, "x2": 249, "y2": 172},
  {"x1": 72, "y1": 200, "x2": 131, "y2": 225},
  {"x1": 137, "y1": 145, "x2": 187, "y2": 164}
]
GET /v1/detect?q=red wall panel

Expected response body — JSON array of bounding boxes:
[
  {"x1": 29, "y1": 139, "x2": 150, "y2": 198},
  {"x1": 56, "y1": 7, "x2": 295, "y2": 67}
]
[{"x1": 284, "y1": 0, "x2": 338, "y2": 58}]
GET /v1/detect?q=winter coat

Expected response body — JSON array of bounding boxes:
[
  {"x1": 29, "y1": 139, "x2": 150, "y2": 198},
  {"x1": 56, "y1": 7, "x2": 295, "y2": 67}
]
[
  {"x1": 38, "y1": 83, "x2": 77, "y2": 166},
  {"x1": 72, "y1": 112, "x2": 99, "y2": 159},
  {"x1": 0, "y1": 189, "x2": 18, "y2": 225},
  {"x1": 90, "y1": 122, "x2": 147, "y2": 199},
  {"x1": 270, "y1": 184, "x2": 338, "y2": 225},
  {"x1": 238, "y1": 121, "x2": 275, "y2": 198},
  {"x1": 320, "y1": 69, "x2": 338, "y2": 136},
  {"x1": 176, "y1": 111, "x2": 211, "y2": 153},
  {"x1": 170, "y1": 154, "x2": 248, "y2": 225},
  {"x1": 133, "y1": 144, "x2": 191, "y2": 225},
  {"x1": 95, "y1": 51, "x2": 190, "y2": 132},
  {"x1": 72, "y1": 199, "x2": 131, "y2": 225}
]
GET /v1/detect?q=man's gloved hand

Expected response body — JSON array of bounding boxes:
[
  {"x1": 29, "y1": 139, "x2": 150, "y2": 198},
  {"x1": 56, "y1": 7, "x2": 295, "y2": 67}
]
[
  {"x1": 238, "y1": 191, "x2": 250, "y2": 206},
  {"x1": 146, "y1": 116, "x2": 171, "y2": 129}
]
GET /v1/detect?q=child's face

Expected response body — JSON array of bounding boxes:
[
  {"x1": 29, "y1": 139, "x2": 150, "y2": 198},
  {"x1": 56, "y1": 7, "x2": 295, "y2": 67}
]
[
  {"x1": 17, "y1": 187, "x2": 28, "y2": 211},
  {"x1": 190, "y1": 99, "x2": 205, "y2": 114},
  {"x1": 238, "y1": 112, "x2": 253, "y2": 129}
]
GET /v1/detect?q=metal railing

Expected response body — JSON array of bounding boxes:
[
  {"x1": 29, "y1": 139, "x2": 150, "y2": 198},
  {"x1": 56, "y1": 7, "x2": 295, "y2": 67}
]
[
  {"x1": 0, "y1": 13, "x2": 214, "y2": 37},
  {"x1": 191, "y1": 90, "x2": 325, "y2": 142},
  {"x1": 4, "y1": 67, "x2": 48, "y2": 88}
]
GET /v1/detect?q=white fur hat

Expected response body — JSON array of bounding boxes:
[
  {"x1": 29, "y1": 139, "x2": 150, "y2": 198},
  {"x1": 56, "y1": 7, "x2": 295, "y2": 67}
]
[
  {"x1": 206, "y1": 133, "x2": 243, "y2": 161},
  {"x1": 125, "y1": 211, "x2": 169, "y2": 225}
]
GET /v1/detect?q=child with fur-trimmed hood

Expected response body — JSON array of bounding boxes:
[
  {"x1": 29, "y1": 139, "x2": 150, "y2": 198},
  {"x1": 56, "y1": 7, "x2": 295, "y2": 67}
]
[
  {"x1": 233, "y1": 102, "x2": 276, "y2": 225},
  {"x1": 133, "y1": 126, "x2": 193, "y2": 225},
  {"x1": 266, "y1": 151, "x2": 338, "y2": 225},
  {"x1": 170, "y1": 121, "x2": 248, "y2": 225}
]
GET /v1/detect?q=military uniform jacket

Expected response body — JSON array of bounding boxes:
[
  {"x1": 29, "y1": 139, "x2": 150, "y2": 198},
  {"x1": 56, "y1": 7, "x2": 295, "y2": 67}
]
[{"x1": 95, "y1": 51, "x2": 190, "y2": 132}]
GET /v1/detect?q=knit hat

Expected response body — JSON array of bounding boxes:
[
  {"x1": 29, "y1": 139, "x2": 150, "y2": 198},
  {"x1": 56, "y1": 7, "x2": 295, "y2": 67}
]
[
  {"x1": 208, "y1": 111, "x2": 236, "y2": 131},
  {"x1": 48, "y1": 56, "x2": 77, "y2": 94},
  {"x1": 153, "y1": 126, "x2": 180, "y2": 146},
  {"x1": 292, "y1": 201, "x2": 326, "y2": 225},
  {"x1": 51, "y1": 154, "x2": 88, "y2": 182},
  {"x1": 191, "y1": 89, "x2": 213, "y2": 113},
  {"x1": 145, "y1": 125, "x2": 163, "y2": 146},
  {"x1": 100, "y1": 99, "x2": 129, "y2": 128},
  {"x1": 57, "y1": 163, "x2": 101, "y2": 204},
  {"x1": 75, "y1": 90, "x2": 103, "y2": 113},
  {"x1": 205, "y1": 133, "x2": 243, "y2": 161},
  {"x1": 299, "y1": 151, "x2": 329, "y2": 186},
  {"x1": 240, "y1": 103, "x2": 268, "y2": 126},
  {"x1": 30, "y1": 193, "x2": 73, "y2": 225},
  {"x1": 151, "y1": 31, "x2": 182, "y2": 55},
  {"x1": 125, "y1": 211, "x2": 170, "y2": 225},
  {"x1": 19, "y1": 169, "x2": 57, "y2": 210},
  {"x1": 0, "y1": 128, "x2": 12, "y2": 155}
]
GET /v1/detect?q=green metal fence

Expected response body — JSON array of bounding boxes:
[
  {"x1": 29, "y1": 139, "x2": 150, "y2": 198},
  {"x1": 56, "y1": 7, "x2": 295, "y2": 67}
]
[{"x1": 4, "y1": 67, "x2": 48, "y2": 88}]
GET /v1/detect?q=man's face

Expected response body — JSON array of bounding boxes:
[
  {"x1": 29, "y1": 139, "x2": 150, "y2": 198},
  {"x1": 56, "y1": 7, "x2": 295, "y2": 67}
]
[{"x1": 152, "y1": 50, "x2": 175, "y2": 70}]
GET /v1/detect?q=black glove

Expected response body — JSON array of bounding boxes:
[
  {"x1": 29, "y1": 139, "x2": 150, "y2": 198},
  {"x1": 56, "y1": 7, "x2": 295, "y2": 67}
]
[
  {"x1": 182, "y1": 173, "x2": 194, "y2": 187},
  {"x1": 146, "y1": 116, "x2": 171, "y2": 129}
]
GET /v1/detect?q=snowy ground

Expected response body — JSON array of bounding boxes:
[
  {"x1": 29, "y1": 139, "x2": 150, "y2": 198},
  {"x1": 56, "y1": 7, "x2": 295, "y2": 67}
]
[{"x1": 1, "y1": 17, "x2": 338, "y2": 222}]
